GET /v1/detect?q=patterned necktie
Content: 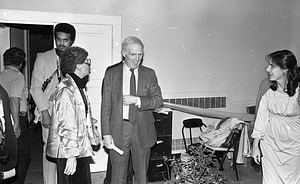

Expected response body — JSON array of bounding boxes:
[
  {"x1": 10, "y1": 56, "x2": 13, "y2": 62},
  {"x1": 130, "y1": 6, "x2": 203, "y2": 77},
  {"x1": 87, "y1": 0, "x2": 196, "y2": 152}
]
[{"x1": 129, "y1": 69, "x2": 136, "y2": 123}]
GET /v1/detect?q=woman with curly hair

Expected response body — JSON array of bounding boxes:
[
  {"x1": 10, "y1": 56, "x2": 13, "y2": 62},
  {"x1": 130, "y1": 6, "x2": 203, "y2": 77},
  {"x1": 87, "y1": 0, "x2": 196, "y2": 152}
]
[
  {"x1": 46, "y1": 46, "x2": 100, "y2": 184},
  {"x1": 252, "y1": 50, "x2": 300, "y2": 184}
]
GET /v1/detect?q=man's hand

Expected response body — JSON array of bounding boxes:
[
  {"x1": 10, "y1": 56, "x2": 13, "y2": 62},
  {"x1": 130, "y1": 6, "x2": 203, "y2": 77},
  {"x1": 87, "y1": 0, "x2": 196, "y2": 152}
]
[
  {"x1": 9, "y1": 97, "x2": 21, "y2": 138},
  {"x1": 64, "y1": 157, "x2": 77, "y2": 175},
  {"x1": 123, "y1": 95, "x2": 137, "y2": 106},
  {"x1": 103, "y1": 135, "x2": 113, "y2": 149},
  {"x1": 41, "y1": 110, "x2": 51, "y2": 129},
  {"x1": 13, "y1": 123, "x2": 21, "y2": 138}
]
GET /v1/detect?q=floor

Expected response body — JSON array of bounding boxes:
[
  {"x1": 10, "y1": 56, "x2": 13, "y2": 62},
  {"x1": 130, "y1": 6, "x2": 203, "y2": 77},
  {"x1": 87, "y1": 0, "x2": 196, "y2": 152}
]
[
  {"x1": 25, "y1": 123, "x2": 43, "y2": 184},
  {"x1": 24, "y1": 124, "x2": 262, "y2": 184}
]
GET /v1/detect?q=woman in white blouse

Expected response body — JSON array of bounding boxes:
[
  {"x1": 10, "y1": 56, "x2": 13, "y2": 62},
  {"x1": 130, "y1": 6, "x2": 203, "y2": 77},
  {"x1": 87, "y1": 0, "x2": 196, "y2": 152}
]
[{"x1": 252, "y1": 50, "x2": 300, "y2": 184}]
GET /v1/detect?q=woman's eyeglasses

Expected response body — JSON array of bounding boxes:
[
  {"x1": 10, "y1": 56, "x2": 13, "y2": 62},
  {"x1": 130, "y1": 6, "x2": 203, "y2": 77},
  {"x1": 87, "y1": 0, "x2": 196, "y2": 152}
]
[{"x1": 84, "y1": 58, "x2": 91, "y2": 66}]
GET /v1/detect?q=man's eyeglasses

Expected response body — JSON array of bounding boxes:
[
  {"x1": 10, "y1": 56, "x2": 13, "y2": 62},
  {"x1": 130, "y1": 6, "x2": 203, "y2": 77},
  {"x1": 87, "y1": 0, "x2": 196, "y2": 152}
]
[{"x1": 83, "y1": 58, "x2": 91, "y2": 66}]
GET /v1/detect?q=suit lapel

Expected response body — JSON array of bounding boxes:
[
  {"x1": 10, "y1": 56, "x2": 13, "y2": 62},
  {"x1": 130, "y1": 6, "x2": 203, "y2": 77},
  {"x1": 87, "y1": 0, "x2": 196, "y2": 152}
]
[
  {"x1": 115, "y1": 64, "x2": 123, "y2": 113},
  {"x1": 137, "y1": 66, "x2": 146, "y2": 95}
]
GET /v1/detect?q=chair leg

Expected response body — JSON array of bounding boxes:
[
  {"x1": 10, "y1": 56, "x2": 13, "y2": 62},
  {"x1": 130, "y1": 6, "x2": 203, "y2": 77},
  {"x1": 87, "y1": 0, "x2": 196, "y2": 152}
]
[
  {"x1": 189, "y1": 128, "x2": 193, "y2": 145},
  {"x1": 182, "y1": 127, "x2": 188, "y2": 153},
  {"x1": 233, "y1": 145, "x2": 239, "y2": 181},
  {"x1": 219, "y1": 150, "x2": 230, "y2": 172},
  {"x1": 234, "y1": 161, "x2": 239, "y2": 181},
  {"x1": 218, "y1": 160, "x2": 224, "y2": 171},
  {"x1": 214, "y1": 151, "x2": 225, "y2": 171}
]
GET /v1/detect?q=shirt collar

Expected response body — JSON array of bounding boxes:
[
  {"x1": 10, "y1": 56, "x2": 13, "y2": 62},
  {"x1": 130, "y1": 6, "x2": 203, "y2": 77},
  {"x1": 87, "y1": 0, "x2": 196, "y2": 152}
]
[
  {"x1": 5, "y1": 65, "x2": 20, "y2": 72},
  {"x1": 123, "y1": 62, "x2": 138, "y2": 75}
]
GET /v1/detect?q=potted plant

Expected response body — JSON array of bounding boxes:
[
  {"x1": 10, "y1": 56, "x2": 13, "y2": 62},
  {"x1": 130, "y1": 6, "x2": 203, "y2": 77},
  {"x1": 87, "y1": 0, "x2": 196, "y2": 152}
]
[{"x1": 164, "y1": 144, "x2": 229, "y2": 184}]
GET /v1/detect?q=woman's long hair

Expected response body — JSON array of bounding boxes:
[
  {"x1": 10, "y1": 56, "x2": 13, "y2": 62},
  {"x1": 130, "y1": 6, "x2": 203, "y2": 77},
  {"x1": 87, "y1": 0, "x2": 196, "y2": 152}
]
[{"x1": 267, "y1": 50, "x2": 300, "y2": 96}]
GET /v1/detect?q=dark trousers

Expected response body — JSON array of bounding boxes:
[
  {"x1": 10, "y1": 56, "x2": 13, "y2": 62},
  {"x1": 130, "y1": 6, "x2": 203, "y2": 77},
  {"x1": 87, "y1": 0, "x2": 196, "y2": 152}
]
[
  {"x1": 56, "y1": 157, "x2": 92, "y2": 184},
  {"x1": 110, "y1": 121, "x2": 150, "y2": 184},
  {"x1": 3, "y1": 115, "x2": 30, "y2": 184},
  {"x1": 103, "y1": 153, "x2": 134, "y2": 184}
]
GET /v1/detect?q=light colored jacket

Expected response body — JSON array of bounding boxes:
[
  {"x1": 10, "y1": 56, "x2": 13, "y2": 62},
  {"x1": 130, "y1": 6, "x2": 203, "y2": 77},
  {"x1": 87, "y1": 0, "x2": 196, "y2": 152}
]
[
  {"x1": 46, "y1": 74, "x2": 100, "y2": 158},
  {"x1": 30, "y1": 49, "x2": 60, "y2": 122}
]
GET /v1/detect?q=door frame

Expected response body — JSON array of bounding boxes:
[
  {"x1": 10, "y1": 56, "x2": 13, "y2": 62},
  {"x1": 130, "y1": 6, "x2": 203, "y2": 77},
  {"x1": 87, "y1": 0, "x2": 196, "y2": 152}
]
[
  {"x1": 0, "y1": 9, "x2": 122, "y2": 64},
  {"x1": 0, "y1": 9, "x2": 122, "y2": 172},
  {"x1": 0, "y1": 25, "x2": 10, "y2": 72}
]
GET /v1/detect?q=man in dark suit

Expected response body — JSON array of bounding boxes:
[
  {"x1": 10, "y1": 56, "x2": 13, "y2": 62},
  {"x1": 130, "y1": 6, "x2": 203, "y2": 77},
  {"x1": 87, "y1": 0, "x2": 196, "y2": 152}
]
[{"x1": 101, "y1": 36, "x2": 163, "y2": 184}]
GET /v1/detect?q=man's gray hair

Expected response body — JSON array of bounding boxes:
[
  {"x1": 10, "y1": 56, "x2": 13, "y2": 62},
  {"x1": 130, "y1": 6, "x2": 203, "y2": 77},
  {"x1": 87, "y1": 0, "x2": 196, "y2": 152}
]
[{"x1": 121, "y1": 36, "x2": 144, "y2": 53}]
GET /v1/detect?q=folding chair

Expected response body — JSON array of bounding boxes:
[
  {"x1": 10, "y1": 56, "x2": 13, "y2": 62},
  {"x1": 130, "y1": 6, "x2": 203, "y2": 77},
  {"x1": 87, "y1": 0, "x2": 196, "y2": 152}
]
[
  {"x1": 204, "y1": 123, "x2": 245, "y2": 181},
  {"x1": 246, "y1": 106, "x2": 256, "y2": 114},
  {"x1": 182, "y1": 118, "x2": 206, "y2": 155}
]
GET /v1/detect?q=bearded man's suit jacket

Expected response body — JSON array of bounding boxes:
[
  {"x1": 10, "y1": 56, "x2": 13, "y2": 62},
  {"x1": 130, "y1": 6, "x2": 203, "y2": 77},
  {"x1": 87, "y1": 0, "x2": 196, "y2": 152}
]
[{"x1": 101, "y1": 61, "x2": 163, "y2": 149}]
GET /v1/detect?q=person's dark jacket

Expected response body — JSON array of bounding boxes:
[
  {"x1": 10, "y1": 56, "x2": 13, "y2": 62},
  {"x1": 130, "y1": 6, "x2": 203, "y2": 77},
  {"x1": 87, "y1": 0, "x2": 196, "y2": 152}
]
[{"x1": 0, "y1": 85, "x2": 17, "y2": 171}]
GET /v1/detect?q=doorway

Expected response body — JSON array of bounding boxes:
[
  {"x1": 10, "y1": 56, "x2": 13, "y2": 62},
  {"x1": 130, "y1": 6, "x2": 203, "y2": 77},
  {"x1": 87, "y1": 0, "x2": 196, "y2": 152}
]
[
  {"x1": 0, "y1": 9, "x2": 122, "y2": 172},
  {"x1": 0, "y1": 23, "x2": 54, "y2": 124},
  {"x1": 1, "y1": 23, "x2": 53, "y2": 91}
]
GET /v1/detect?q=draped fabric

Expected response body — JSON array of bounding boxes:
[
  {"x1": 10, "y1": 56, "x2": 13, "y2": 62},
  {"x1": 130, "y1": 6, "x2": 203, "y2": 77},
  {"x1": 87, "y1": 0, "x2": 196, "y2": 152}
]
[{"x1": 163, "y1": 102, "x2": 254, "y2": 122}]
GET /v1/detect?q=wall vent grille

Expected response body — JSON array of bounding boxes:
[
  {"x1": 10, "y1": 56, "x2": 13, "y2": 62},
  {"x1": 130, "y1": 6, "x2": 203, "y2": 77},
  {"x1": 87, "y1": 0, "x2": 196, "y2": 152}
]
[{"x1": 164, "y1": 96, "x2": 226, "y2": 109}]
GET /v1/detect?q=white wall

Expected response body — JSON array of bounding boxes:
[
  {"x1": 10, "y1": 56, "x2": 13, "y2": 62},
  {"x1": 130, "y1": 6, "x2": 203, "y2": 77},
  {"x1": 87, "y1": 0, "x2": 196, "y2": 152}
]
[
  {"x1": 291, "y1": 0, "x2": 300, "y2": 56},
  {"x1": 1, "y1": 0, "x2": 298, "y2": 138},
  {"x1": 0, "y1": 1, "x2": 293, "y2": 103}
]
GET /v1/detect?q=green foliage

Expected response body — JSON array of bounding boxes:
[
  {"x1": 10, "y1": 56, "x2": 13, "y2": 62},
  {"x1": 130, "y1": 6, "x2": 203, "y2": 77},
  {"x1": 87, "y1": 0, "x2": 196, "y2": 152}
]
[{"x1": 165, "y1": 144, "x2": 229, "y2": 184}]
